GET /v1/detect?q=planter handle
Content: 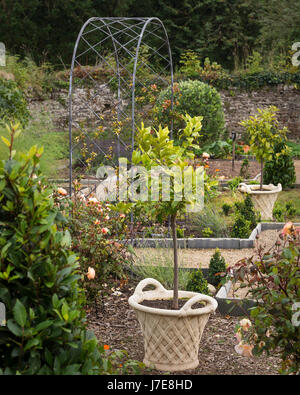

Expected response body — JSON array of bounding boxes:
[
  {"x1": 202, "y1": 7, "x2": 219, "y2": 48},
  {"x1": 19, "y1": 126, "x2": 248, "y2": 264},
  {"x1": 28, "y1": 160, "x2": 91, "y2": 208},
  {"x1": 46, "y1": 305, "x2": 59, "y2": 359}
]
[
  {"x1": 133, "y1": 278, "x2": 168, "y2": 298},
  {"x1": 238, "y1": 182, "x2": 249, "y2": 193},
  {"x1": 180, "y1": 293, "x2": 218, "y2": 316}
]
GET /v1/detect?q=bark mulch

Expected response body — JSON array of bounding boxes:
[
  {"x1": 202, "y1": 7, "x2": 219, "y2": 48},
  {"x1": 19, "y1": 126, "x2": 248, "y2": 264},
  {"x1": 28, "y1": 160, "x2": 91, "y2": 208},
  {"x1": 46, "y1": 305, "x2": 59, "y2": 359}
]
[{"x1": 86, "y1": 278, "x2": 281, "y2": 375}]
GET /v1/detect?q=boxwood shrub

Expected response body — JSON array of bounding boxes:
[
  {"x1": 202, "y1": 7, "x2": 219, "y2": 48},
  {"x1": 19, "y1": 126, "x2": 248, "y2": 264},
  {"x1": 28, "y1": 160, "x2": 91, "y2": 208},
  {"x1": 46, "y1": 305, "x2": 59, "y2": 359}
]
[{"x1": 154, "y1": 80, "x2": 226, "y2": 144}]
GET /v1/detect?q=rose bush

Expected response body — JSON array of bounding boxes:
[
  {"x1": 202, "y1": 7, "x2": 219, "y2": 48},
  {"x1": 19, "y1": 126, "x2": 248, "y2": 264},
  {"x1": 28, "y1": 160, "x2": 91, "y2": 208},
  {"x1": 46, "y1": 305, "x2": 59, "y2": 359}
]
[
  {"x1": 0, "y1": 124, "x2": 141, "y2": 374},
  {"x1": 54, "y1": 182, "x2": 132, "y2": 307},
  {"x1": 229, "y1": 222, "x2": 300, "y2": 375}
]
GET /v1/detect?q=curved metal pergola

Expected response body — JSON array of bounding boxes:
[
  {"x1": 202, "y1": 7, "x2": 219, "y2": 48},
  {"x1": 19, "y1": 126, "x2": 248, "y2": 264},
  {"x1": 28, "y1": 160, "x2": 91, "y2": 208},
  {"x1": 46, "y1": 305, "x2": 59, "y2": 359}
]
[{"x1": 68, "y1": 17, "x2": 174, "y2": 195}]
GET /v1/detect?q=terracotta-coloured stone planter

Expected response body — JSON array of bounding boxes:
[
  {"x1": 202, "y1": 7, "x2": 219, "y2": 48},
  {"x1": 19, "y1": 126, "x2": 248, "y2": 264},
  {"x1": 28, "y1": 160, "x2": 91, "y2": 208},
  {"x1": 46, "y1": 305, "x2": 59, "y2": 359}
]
[
  {"x1": 128, "y1": 278, "x2": 218, "y2": 371},
  {"x1": 238, "y1": 183, "x2": 282, "y2": 220}
]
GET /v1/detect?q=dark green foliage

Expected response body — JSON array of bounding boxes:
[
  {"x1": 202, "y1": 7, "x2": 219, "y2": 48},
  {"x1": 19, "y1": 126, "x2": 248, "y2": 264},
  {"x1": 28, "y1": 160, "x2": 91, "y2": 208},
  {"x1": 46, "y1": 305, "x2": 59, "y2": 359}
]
[
  {"x1": 0, "y1": 141, "x2": 135, "y2": 374},
  {"x1": 1, "y1": 0, "x2": 299, "y2": 75},
  {"x1": 285, "y1": 201, "x2": 297, "y2": 217},
  {"x1": 155, "y1": 80, "x2": 225, "y2": 144},
  {"x1": 241, "y1": 194, "x2": 259, "y2": 229},
  {"x1": 222, "y1": 203, "x2": 232, "y2": 216},
  {"x1": 0, "y1": 1, "x2": 95, "y2": 66},
  {"x1": 263, "y1": 141, "x2": 296, "y2": 189},
  {"x1": 186, "y1": 269, "x2": 209, "y2": 295},
  {"x1": 208, "y1": 249, "x2": 226, "y2": 287},
  {"x1": 231, "y1": 194, "x2": 259, "y2": 238},
  {"x1": 273, "y1": 200, "x2": 298, "y2": 221},
  {"x1": 209, "y1": 71, "x2": 300, "y2": 91},
  {"x1": 0, "y1": 0, "x2": 261, "y2": 69},
  {"x1": 0, "y1": 79, "x2": 29, "y2": 126},
  {"x1": 273, "y1": 206, "x2": 284, "y2": 222},
  {"x1": 231, "y1": 213, "x2": 252, "y2": 239},
  {"x1": 257, "y1": 0, "x2": 300, "y2": 59}
]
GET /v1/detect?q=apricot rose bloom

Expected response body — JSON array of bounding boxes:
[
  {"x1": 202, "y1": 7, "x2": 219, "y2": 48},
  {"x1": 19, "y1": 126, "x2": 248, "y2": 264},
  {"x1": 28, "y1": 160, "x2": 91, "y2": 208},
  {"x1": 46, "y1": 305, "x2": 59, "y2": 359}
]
[
  {"x1": 101, "y1": 227, "x2": 109, "y2": 234},
  {"x1": 87, "y1": 267, "x2": 96, "y2": 280},
  {"x1": 57, "y1": 187, "x2": 67, "y2": 196},
  {"x1": 239, "y1": 318, "x2": 252, "y2": 331},
  {"x1": 282, "y1": 222, "x2": 295, "y2": 236},
  {"x1": 243, "y1": 145, "x2": 251, "y2": 153},
  {"x1": 235, "y1": 342, "x2": 254, "y2": 357},
  {"x1": 88, "y1": 197, "x2": 98, "y2": 204}
]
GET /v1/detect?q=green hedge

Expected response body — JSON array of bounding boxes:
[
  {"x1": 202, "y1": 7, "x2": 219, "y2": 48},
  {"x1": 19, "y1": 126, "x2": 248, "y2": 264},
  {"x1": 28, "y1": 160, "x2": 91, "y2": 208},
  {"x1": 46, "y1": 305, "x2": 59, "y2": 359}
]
[{"x1": 176, "y1": 71, "x2": 300, "y2": 91}]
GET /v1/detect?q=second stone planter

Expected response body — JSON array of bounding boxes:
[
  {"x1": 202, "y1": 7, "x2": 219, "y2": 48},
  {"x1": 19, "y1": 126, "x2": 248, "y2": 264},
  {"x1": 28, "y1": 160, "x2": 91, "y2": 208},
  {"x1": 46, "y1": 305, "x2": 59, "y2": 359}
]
[{"x1": 238, "y1": 182, "x2": 282, "y2": 220}]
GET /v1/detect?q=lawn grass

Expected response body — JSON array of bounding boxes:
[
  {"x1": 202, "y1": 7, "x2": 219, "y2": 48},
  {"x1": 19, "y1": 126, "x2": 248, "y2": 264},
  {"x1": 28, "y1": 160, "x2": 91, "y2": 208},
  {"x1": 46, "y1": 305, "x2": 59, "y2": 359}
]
[
  {"x1": 286, "y1": 140, "x2": 300, "y2": 159},
  {"x1": 0, "y1": 111, "x2": 68, "y2": 178},
  {"x1": 275, "y1": 188, "x2": 300, "y2": 222}
]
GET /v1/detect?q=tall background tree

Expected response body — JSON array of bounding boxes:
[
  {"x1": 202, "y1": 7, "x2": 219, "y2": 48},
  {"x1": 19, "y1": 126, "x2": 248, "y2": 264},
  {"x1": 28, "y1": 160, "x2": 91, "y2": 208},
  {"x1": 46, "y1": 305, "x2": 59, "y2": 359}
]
[
  {"x1": 0, "y1": 0, "x2": 298, "y2": 69},
  {"x1": 255, "y1": 0, "x2": 300, "y2": 61}
]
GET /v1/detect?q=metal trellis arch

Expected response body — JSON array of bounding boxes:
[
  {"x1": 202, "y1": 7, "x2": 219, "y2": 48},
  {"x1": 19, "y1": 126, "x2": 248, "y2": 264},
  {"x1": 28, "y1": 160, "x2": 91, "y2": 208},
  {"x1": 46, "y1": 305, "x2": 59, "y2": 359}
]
[{"x1": 68, "y1": 17, "x2": 174, "y2": 196}]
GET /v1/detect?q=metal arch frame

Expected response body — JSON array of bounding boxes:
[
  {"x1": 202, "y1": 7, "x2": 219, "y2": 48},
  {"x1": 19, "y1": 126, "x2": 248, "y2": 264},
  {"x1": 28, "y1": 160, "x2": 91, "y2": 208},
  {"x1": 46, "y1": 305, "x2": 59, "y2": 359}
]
[{"x1": 68, "y1": 17, "x2": 174, "y2": 196}]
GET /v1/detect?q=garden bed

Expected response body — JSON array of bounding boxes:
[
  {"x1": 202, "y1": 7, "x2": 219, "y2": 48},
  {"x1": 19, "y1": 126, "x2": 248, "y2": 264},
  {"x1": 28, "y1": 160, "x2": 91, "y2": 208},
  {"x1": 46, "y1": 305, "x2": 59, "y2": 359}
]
[
  {"x1": 129, "y1": 222, "x2": 300, "y2": 249},
  {"x1": 205, "y1": 158, "x2": 261, "y2": 180}
]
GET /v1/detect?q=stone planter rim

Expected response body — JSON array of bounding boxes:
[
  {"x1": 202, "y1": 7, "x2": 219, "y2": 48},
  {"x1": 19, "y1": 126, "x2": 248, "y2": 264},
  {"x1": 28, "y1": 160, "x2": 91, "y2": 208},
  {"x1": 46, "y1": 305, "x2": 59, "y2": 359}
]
[
  {"x1": 128, "y1": 278, "x2": 218, "y2": 317},
  {"x1": 238, "y1": 182, "x2": 282, "y2": 194}
]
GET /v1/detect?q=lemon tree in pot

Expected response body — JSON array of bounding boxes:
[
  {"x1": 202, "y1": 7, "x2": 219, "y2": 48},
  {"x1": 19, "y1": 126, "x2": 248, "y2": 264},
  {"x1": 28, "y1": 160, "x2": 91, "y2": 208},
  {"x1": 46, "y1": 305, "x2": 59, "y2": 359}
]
[
  {"x1": 128, "y1": 114, "x2": 218, "y2": 371},
  {"x1": 238, "y1": 106, "x2": 286, "y2": 220}
]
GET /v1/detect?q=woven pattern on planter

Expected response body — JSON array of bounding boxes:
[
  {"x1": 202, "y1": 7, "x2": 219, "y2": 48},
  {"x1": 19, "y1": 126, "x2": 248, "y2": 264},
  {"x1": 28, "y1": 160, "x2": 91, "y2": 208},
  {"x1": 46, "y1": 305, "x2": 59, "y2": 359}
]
[
  {"x1": 238, "y1": 183, "x2": 282, "y2": 220},
  {"x1": 251, "y1": 193, "x2": 277, "y2": 220},
  {"x1": 136, "y1": 310, "x2": 209, "y2": 366}
]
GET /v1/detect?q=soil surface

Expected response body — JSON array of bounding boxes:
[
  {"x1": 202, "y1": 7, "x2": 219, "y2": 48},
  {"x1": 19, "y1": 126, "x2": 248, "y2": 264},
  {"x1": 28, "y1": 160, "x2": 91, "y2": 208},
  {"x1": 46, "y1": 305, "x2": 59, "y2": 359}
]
[
  {"x1": 205, "y1": 158, "x2": 261, "y2": 180},
  {"x1": 87, "y1": 278, "x2": 281, "y2": 375},
  {"x1": 141, "y1": 298, "x2": 206, "y2": 310},
  {"x1": 206, "y1": 159, "x2": 300, "y2": 184}
]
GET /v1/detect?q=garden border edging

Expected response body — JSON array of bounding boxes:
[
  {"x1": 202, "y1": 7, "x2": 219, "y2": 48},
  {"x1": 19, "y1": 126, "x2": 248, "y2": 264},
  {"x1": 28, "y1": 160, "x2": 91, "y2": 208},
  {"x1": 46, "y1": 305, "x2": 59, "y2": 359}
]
[
  {"x1": 128, "y1": 222, "x2": 300, "y2": 249},
  {"x1": 215, "y1": 279, "x2": 257, "y2": 317}
]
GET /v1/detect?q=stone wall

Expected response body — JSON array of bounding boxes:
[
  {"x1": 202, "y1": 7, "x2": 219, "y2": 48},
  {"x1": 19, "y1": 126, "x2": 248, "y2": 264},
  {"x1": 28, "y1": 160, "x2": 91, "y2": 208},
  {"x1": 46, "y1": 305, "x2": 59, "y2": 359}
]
[
  {"x1": 220, "y1": 85, "x2": 300, "y2": 140},
  {"x1": 29, "y1": 83, "x2": 300, "y2": 140}
]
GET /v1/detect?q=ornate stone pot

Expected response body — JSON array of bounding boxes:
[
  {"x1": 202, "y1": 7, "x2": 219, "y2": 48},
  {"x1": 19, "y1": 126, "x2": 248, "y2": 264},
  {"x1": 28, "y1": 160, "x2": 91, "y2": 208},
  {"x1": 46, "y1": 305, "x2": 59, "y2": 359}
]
[
  {"x1": 238, "y1": 183, "x2": 282, "y2": 220},
  {"x1": 128, "y1": 278, "x2": 218, "y2": 372}
]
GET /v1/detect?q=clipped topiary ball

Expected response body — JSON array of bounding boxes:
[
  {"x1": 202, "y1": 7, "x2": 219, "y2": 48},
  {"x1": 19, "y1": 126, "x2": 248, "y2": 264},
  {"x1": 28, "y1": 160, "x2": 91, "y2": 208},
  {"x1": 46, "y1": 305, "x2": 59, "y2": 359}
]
[{"x1": 154, "y1": 80, "x2": 226, "y2": 144}]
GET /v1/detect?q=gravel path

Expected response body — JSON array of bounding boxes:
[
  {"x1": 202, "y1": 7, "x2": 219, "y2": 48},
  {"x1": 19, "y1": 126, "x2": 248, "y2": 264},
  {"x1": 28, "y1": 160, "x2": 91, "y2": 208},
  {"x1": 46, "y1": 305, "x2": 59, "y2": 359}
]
[{"x1": 134, "y1": 229, "x2": 281, "y2": 269}]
